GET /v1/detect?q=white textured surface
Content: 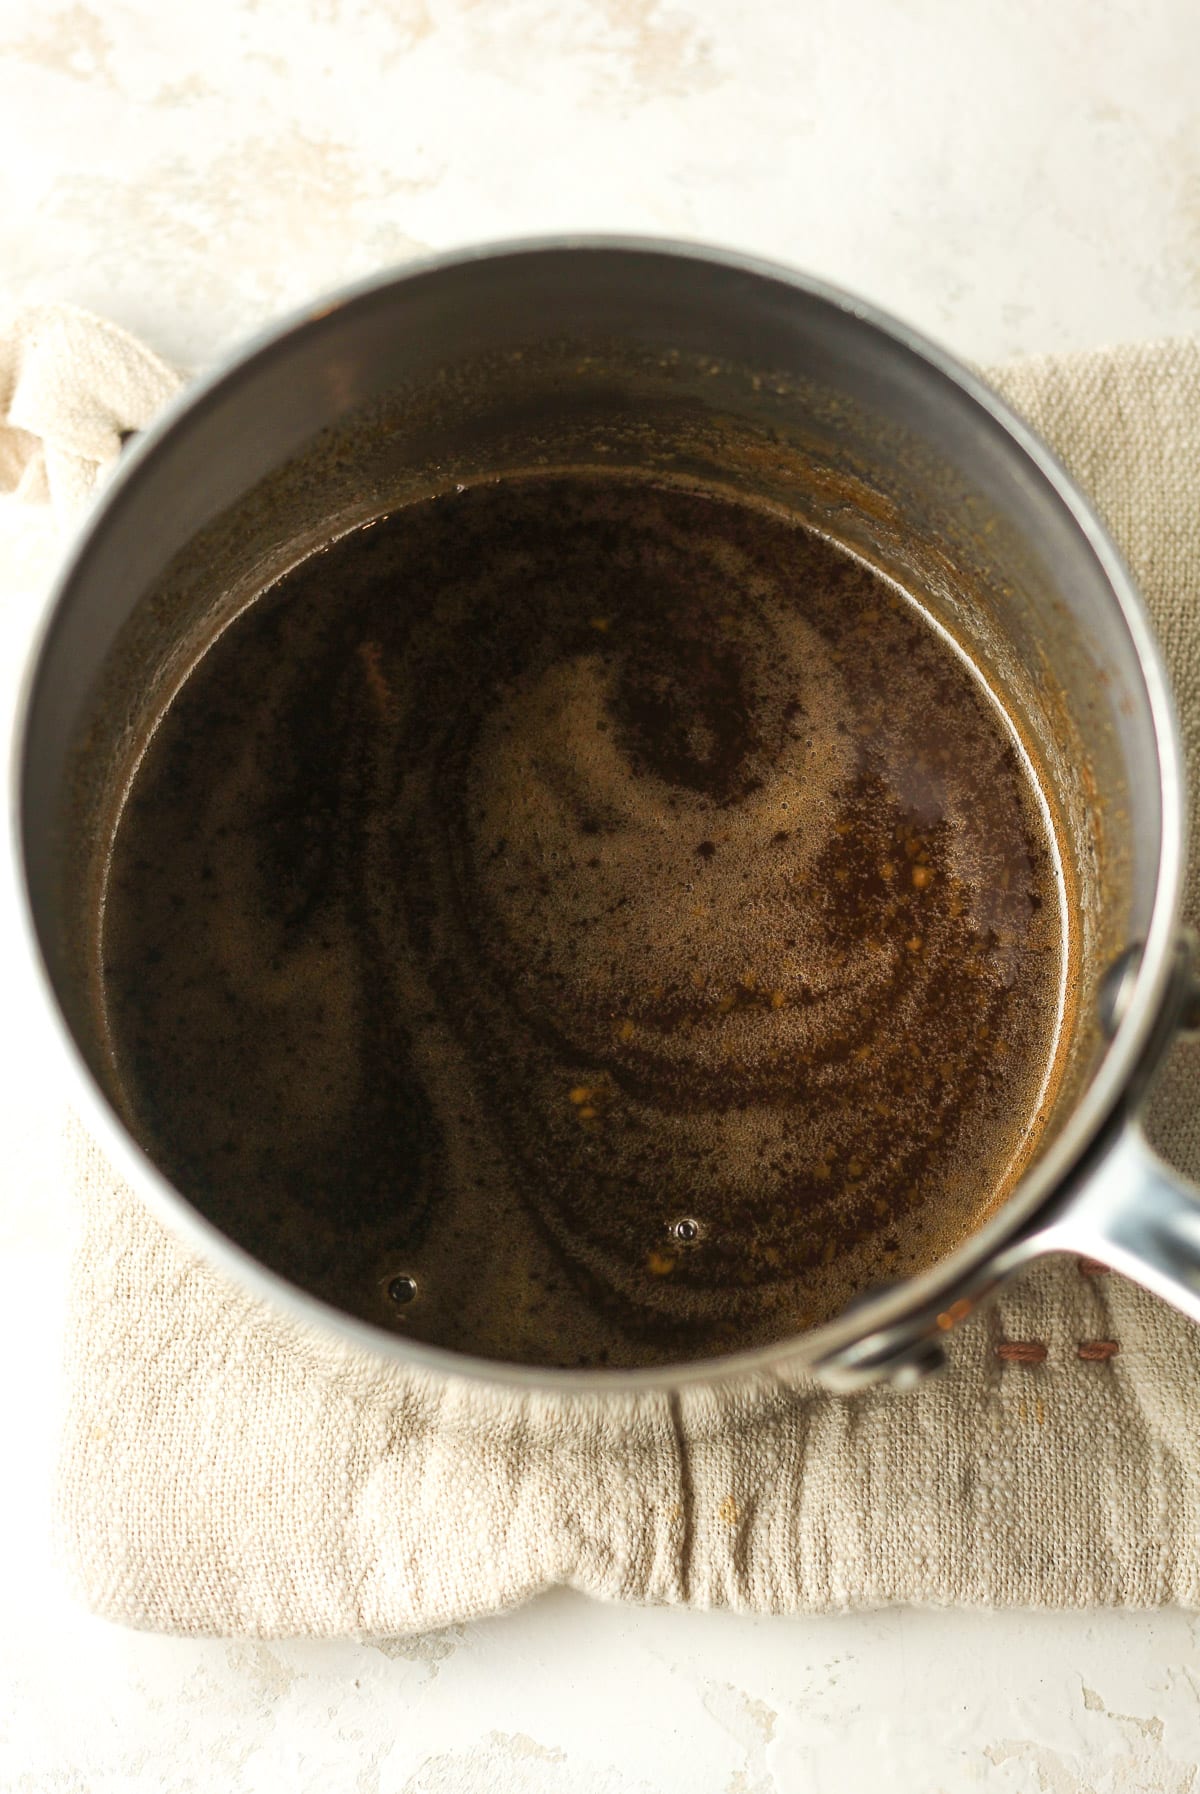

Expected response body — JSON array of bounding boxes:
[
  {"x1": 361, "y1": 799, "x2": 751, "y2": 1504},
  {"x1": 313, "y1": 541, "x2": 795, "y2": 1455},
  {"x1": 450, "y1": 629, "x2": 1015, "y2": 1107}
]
[{"x1": 4, "y1": 0, "x2": 1200, "y2": 1788}]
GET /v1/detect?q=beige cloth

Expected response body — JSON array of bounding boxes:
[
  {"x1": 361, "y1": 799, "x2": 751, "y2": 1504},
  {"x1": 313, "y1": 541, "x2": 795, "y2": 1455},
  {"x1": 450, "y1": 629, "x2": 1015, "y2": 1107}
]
[
  {"x1": 0, "y1": 302, "x2": 180, "y2": 516},
  {"x1": 46, "y1": 332, "x2": 1200, "y2": 1635}
]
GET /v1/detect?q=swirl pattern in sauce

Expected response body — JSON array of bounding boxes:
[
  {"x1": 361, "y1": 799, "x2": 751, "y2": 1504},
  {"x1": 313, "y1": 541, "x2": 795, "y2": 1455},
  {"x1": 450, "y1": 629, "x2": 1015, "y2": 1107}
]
[{"x1": 100, "y1": 476, "x2": 1066, "y2": 1367}]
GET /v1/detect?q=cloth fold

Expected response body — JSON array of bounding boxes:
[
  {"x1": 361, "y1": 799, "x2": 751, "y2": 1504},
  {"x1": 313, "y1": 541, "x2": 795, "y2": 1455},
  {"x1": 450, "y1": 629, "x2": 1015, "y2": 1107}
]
[
  {"x1": 0, "y1": 302, "x2": 180, "y2": 517},
  {"x1": 39, "y1": 324, "x2": 1200, "y2": 1634}
]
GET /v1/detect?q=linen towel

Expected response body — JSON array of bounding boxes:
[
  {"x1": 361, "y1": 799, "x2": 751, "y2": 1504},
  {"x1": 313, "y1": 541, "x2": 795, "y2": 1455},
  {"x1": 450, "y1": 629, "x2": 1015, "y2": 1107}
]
[{"x1": 19, "y1": 311, "x2": 1200, "y2": 1632}]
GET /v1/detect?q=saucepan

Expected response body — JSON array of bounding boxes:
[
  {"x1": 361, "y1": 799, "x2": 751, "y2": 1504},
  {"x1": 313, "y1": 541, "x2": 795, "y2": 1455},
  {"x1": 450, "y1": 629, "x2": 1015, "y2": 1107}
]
[{"x1": 13, "y1": 238, "x2": 1200, "y2": 1393}]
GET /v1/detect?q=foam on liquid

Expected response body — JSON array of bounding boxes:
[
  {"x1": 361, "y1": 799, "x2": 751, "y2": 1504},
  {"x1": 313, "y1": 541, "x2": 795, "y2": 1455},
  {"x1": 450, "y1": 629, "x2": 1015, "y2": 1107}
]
[{"x1": 99, "y1": 475, "x2": 1067, "y2": 1367}]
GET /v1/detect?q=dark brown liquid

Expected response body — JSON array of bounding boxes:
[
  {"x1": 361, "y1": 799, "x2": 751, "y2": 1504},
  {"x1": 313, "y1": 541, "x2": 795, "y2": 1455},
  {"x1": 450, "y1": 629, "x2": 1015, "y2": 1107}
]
[{"x1": 100, "y1": 475, "x2": 1066, "y2": 1367}]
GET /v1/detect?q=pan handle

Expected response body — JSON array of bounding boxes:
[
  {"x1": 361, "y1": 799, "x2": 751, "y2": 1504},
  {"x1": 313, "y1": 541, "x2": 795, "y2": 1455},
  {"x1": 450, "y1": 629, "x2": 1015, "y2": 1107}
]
[
  {"x1": 814, "y1": 1120, "x2": 1200, "y2": 1393},
  {"x1": 816, "y1": 945, "x2": 1200, "y2": 1391},
  {"x1": 1028, "y1": 1120, "x2": 1200, "y2": 1324}
]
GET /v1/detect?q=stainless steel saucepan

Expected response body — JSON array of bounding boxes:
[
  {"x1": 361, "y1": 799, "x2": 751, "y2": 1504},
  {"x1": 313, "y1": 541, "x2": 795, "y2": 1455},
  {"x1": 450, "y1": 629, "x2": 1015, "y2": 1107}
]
[{"x1": 14, "y1": 238, "x2": 1200, "y2": 1393}]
